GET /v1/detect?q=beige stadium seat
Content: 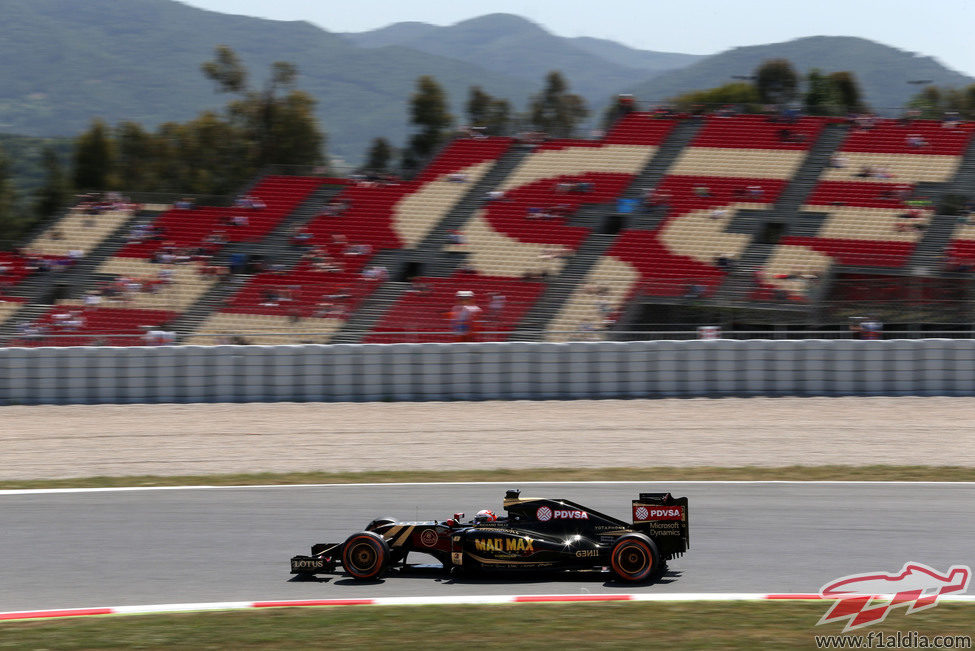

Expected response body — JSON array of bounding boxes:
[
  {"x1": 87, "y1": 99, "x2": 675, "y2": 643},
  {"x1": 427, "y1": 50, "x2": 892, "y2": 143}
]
[
  {"x1": 498, "y1": 145, "x2": 654, "y2": 192},
  {"x1": 29, "y1": 209, "x2": 135, "y2": 256},
  {"x1": 820, "y1": 153, "x2": 960, "y2": 184},
  {"x1": 191, "y1": 312, "x2": 342, "y2": 345},
  {"x1": 66, "y1": 257, "x2": 220, "y2": 311},
  {"x1": 658, "y1": 204, "x2": 763, "y2": 267},
  {"x1": 759, "y1": 245, "x2": 832, "y2": 295},
  {"x1": 0, "y1": 299, "x2": 23, "y2": 326},
  {"x1": 460, "y1": 212, "x2": 569, "y2": 277},
  {"x1": 669, "y1": 148, "x2": 805, "y2": 179},
  {"x1": 803, "y1": 205, "x2": 930, "y2": 243},
  {"x1": 393, "y1": 160, "x2": 495, "y2": 247},
  {"x1": 546, "y1": 257, "x2": 638, "y2": 341}
]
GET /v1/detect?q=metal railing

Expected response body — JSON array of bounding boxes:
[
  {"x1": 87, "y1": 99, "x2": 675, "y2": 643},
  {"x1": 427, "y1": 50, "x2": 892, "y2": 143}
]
[{"x1": 7, "y1": 328, "x2": 975, "y2": 348}]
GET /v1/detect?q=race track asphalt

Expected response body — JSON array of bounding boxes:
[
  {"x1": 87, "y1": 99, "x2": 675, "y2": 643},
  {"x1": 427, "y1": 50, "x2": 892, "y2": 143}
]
[{"x1": 1, "y1": 482, "x2": 973, "y2": 612}]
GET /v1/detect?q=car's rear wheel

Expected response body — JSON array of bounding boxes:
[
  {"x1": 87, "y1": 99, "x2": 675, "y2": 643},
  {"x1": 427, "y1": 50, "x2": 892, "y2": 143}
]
[
  {"x1": 610, "y1": 534, "x2": 660, "y2": 583},
  {"x1": 341, "y1": 531, "x2": 390, "y2": 581}
]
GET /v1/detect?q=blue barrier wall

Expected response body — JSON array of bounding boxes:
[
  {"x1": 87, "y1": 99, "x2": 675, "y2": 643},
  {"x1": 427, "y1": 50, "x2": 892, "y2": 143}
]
[{"x1": 1, "y1": 339, "x2": 974, "y2": 404}]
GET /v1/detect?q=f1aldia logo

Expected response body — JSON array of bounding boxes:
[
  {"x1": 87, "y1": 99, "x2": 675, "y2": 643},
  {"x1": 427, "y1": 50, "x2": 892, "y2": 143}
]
[
  {"x1": 536, "y1": 506, "x2": 588, "y2": 521},
  {"x1": 817, "y1": 562, "x2": 971, "y2": 632}
]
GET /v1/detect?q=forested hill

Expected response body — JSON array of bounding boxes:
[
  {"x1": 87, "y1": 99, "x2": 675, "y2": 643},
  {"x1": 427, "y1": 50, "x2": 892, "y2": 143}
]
[
  {"x1": 0, "y1": 0, "x2": 535, "y2": 162},
  {"x1": 2, "y1": 0, "x2": 973, "y2": 167},
  {"x1": 628, "y1": 36, "x2": 974, "y2": 111},
  {"x1": 339, "y1": 13, "x2": 703, "y2": 102}
]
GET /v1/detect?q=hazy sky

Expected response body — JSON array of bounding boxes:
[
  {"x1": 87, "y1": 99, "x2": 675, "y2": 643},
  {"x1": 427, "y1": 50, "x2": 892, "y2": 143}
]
[{"x1": 179, "y1": 0, "x2": 975, "y2": 78}]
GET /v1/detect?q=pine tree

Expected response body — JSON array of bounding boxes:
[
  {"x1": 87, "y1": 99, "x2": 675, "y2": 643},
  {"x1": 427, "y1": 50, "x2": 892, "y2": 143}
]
[
  {"x1": 408, "y1": 75, "x2": 453, "y2": 161},
  {"x1": 529, "y1": 71, "x2": 588, "y2": 138},
  {"x1": 73, "y1": 119, "x2": 115, "y2": 191},
  {"x1": 34, "y1": 145, "x2": 70, "y2": 220},
  {"x1": 364, "y1": 137, "x2": 393, "y2": 172},
  {"x1": 755, "y1": 59, "x2": 799, "y2": 106},
  {"x1": 804, "y1": 69, "x2": 841, "y2": 115},
  {"x1": 829, "y1": 71, "x2": 867, "y2": 114},
  {"x1": 0, "y1": 146, "x2": 23, "y2": 244}
]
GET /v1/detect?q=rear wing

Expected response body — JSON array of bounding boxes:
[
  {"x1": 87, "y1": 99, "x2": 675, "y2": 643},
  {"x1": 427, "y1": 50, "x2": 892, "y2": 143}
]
[{"x1": 631, "y1": 492, "x2": 689, "y2": 558}]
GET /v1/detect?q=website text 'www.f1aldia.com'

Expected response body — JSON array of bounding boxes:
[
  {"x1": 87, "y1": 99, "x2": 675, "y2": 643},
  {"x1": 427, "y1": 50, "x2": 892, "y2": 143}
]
[{"x1": 815, "y1": 631, "x2": 972, "y2": 649}]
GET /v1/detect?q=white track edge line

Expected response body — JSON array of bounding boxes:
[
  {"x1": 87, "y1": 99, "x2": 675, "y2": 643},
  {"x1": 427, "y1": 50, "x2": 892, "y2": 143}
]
[
  {"x1": 4, "y1": 594, "x2": 974, "y2": 621},
  {"x1": 3, "y1": 480, "x2": 975, "y2": 496}
]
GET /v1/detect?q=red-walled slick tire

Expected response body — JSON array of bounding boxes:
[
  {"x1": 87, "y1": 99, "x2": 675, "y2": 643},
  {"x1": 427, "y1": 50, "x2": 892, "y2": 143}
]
[
  {"x1": 341, "y1": 531, "x2": 390, "y2": 581},
  {"x1": 610, "y1": 533, "x2": 660, "y2": 583}
]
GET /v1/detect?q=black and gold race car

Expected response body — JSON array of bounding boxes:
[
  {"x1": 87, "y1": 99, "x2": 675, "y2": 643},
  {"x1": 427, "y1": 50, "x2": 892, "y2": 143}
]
[{"x1": 290, "y1": 489, "x2": 689, "y2": 583}]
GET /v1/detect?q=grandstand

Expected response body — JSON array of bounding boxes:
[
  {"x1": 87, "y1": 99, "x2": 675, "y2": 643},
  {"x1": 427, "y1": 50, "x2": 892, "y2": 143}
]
[{"x1": 2, "y1": 110, "x2": 975, "y2": 346}]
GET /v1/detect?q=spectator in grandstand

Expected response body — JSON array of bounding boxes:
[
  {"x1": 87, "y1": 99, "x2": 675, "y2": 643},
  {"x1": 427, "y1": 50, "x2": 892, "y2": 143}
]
[
  {"x1": 906, "y1": 133, "x2": 929, "y2": 148},
  {"x1": 235, "y1": 195, "x2": 266, "y2": 210},
  {"x1": 683, "y1": 283, "x2": 706, "y2": 299},
  {"x1": 487, "y1": 292, "x2": 506, "y2": 321},
  {"x1": 361, "y1": 265, "x2": 389, "y2": 282},
  {"x1": 943, "y1": 112, "x2": 962, "y2": 129},
  {"x1": 448, "y1": 290, "x2": 482, "y2": 341},
  {"x1": 64, "y1": 311, "x2": 85, "y2": 331},
  {"x1": 143, "y1": 328, "x2": 177, "y2": 345},
  {"x1": 292, "y1": 230, "x2": 314, "y2": 248},
  {"x1": 406, "y1": 279, "x2": 433, "y2": 295},
  {"x1": 344, "y1": 243, "x2": 372, "y2": 257}
]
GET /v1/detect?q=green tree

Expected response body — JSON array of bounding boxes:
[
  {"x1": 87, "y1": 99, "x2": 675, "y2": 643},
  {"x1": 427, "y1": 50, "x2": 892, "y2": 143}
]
[
  {"x1": 483, "y1": 98, "x2": 512, "y2": 136},
  {"x1": 669, "y1": 83, "x2": 761, "y2": 114},
  {"x1": 200, "y1": 44, "x2": 248, "y2": 94},
  {"x1": 906, "y1": 85, "x2": 944, "y2": 118},
  {"x1": 466, "y1": 86, "x2": 494, "y2": 127},
  {"x1": 755, "y1": 59, "x2": 798, "y2": 105},
  {"x1": 804, "y1": 69, "x2": 841, "y2": 115},
  {"x1": 34, "y1": 145, "x2": 70, "y2": 221},
  {"x1": 529, "y1": 71, "x2": 589, "y2": 138},
  {"x1": 408, "y1": 75, "x2": 453, "y2": 161},
  {"x1": 364, "y1": 137, "x2": 393, "y2": 172},
  {"x1": 115, "y1": 122, "x2": 161, "y2": 191},
  {"x1": 0, "y1": 146, "x2": 21, "y2": 243},
  {"x1": 203, "y1": 47, "x2": 325, "y2": 170},
  {"x1": 73, "y1": 119, "x2": 115, "y2": 191},
  {"x1": 829, "y1": 71, "x2": 866, "y2": 114}
]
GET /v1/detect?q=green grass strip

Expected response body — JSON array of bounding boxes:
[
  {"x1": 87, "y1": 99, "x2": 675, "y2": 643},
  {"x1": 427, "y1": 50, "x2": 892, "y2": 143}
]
[
  {"x1": 2, "y1": 465, "x2": 974, "y2": 490},
  {"x1": 3, "y1": 603, "x2": 974, "y2": 649}
]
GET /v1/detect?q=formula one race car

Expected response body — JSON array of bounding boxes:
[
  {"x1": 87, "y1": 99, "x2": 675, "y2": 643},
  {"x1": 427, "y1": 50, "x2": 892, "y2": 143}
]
[{"x1": 290, "y1": 489, "x2": 689, "y2": 583}]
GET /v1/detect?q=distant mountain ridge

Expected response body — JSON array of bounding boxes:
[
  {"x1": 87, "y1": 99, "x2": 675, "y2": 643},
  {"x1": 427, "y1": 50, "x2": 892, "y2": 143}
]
[
  {"x1": 340, "y1": 13, "x2": 703, "y2": 101},
  {"x1": 0, "y1": 1, "x2": 972, "y2": 169},
  {"x1": 628, "y1": 36, "x2": 973, "y2": 110}
]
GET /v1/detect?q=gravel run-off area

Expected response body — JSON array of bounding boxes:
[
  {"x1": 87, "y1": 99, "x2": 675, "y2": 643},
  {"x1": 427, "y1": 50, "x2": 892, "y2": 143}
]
[{"x1": 1, "y1": 397, "x2": 973, "y2": 480}]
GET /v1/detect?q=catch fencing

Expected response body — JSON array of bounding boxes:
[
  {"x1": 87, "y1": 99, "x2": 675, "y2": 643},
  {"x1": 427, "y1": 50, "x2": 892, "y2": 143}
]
[{"x1": 2, "y1": 338, "x2": 975, "y2": 405}]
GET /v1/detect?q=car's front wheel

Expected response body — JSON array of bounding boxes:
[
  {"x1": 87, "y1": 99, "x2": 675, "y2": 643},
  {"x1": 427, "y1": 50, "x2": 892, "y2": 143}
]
[
  {"x1": 610, "y1": 534, "x2": 660, "y2": 583},
  {"x1": 341, "y1": 531, "x2": 390, "y2": 581}
]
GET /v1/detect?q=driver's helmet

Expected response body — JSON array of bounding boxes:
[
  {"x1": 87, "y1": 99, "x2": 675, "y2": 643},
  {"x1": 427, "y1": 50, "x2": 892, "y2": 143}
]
[{"x1": 473, "y1": 509, "x2": 497, "y2": 523}]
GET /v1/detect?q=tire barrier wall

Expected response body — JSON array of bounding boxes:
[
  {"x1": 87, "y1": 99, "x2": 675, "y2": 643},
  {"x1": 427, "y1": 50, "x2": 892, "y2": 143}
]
[{"x1": 2, "y1": 338, "x2": 975, "y2": 405}]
